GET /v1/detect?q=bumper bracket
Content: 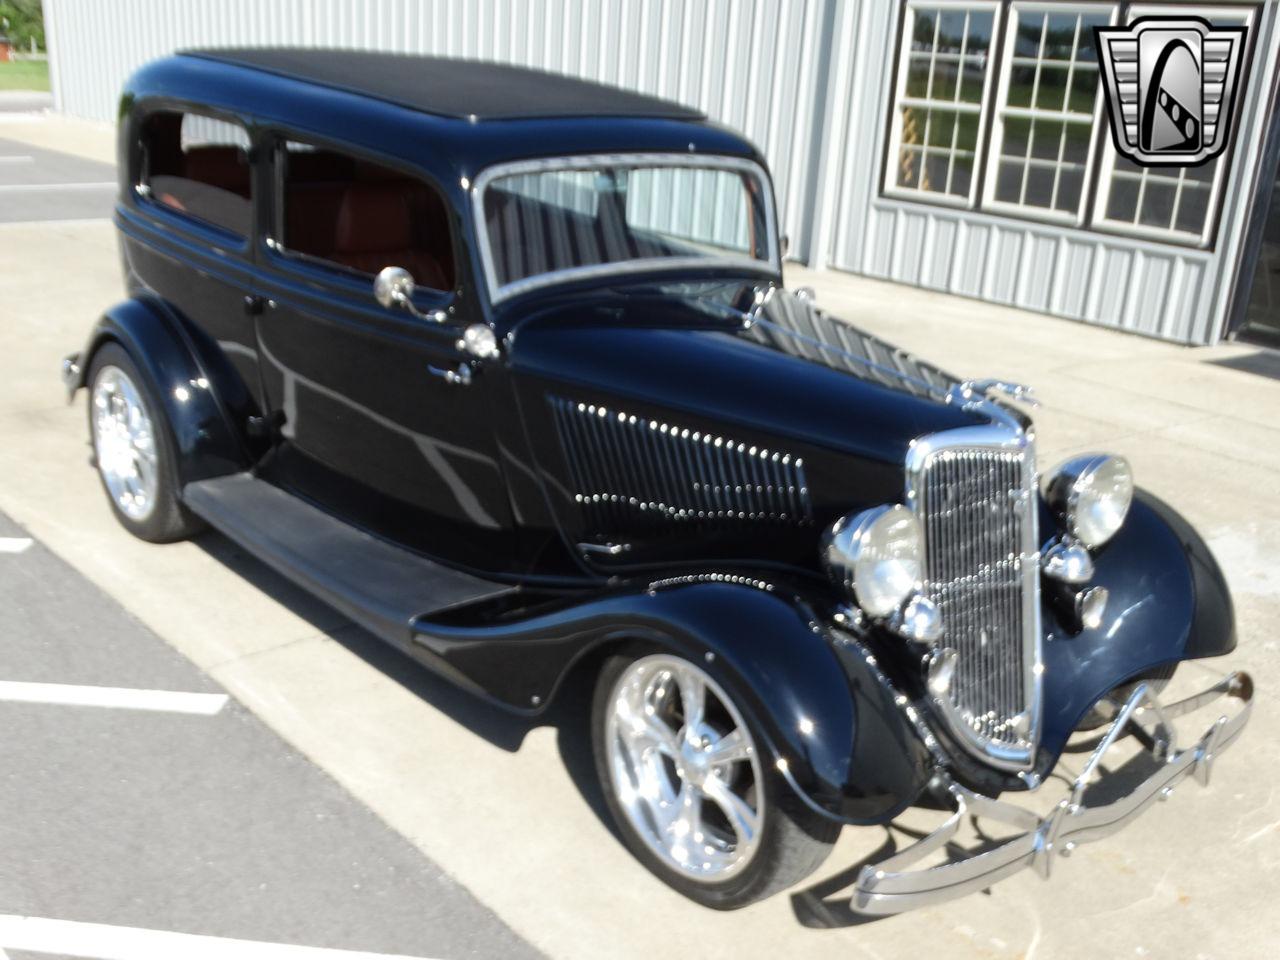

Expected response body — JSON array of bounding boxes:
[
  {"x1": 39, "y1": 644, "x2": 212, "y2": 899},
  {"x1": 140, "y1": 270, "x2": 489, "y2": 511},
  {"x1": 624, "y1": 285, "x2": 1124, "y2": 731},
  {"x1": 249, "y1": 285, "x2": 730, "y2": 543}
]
[{"x1": 851, "y1": 670, "x2": 1253, "y2": 916}]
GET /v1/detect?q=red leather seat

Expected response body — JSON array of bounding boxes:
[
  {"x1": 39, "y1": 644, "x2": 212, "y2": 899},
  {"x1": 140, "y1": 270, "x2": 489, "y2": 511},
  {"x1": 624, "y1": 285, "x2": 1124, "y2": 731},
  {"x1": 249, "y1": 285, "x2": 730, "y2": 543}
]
[
  {"x1": 284, "y1": 182, "x2": 347, "y2": 258},
  {"x1": 328, "y1": 183, "x2": 447, "y2": 290},
  {"x1": 182, "y1": 146, "x2": 250, "y2": 198}
]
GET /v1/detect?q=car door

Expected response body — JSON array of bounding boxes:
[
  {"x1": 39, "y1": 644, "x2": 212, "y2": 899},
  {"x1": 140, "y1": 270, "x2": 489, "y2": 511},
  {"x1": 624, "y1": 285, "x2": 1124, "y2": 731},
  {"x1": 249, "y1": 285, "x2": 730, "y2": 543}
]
[
  {"x1": 124, "y1": 108, "x2": 267, "y2": 424},
  {"x1": 251, "y1": 136, "x2": 517, "y2": 572}
]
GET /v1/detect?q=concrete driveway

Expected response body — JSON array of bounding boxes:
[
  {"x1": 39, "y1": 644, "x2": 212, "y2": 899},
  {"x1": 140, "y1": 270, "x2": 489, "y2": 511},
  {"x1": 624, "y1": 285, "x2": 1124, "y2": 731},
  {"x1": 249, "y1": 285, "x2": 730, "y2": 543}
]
[
  {"x1": 0, "y1": 115, "x2": 1277, "y2": 959},
  {"x1": 0, "y1": 91, "x2": 54, "y2": 114}
]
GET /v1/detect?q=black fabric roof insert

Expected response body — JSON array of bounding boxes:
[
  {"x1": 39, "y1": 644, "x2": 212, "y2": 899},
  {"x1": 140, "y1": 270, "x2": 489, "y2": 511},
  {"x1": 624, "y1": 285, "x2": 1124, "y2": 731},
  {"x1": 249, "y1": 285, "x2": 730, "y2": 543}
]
[{"x1": 184, "y1": 48, "x2": 706, "y2": 122}]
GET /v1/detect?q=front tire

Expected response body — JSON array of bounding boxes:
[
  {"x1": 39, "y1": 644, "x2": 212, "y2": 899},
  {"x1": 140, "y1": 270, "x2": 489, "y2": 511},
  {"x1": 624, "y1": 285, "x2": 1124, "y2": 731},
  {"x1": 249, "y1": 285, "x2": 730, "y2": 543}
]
[
  {"x1": 591, "y1": 645, "x2": 839, "y2": 908},
  {"x1": 87, "y1": 342, "x2": 202, "y2": 543}
]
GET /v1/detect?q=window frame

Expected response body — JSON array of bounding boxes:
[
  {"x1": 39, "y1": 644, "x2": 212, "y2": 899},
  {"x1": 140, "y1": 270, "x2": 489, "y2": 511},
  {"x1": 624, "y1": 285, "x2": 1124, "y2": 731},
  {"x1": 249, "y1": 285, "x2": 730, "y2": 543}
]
[
  {"x1": 979, "y1": 1, "x2": 1117, "y2": 226},
  {"x1": 133, "y1": 102, "x2": 254, "y2": 249},
  {"x1": 1089, "y1": 3, "x2": 1257, "y2": 248},
  {"x1": 470, "y1": 153, "x2": 781, "y2": 306},
  {"x1": 883, "y1": 0, "x2": 1005, "y2": 209},
  {"x1": 259, "y1": 129, "x2": 460, "y2": 308}
]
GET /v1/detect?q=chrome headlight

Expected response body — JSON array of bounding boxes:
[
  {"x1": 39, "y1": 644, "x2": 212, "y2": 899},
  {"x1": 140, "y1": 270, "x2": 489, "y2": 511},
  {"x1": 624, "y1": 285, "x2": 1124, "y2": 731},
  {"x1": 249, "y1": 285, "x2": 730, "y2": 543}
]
[
  {"x1": 823, "y1": 504, "x2": 923, "y2": 618},
  {"x1": 1045, "y1": 454, "x2": 1134, "y2": 549}
]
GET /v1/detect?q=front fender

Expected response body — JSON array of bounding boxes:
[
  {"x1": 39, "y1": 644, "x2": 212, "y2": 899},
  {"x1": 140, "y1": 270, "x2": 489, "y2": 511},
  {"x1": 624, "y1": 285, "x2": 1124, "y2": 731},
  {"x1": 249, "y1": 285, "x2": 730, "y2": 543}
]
[
  {"x1": 1036, "y1": 489, "x2": 1236, "y2": 766},
  {"x1": 411, "y1": 579, "x2": 932, "y2": 824},
  {"x1": 70, "y1": 295, "x2": 249, "y2": 484}
]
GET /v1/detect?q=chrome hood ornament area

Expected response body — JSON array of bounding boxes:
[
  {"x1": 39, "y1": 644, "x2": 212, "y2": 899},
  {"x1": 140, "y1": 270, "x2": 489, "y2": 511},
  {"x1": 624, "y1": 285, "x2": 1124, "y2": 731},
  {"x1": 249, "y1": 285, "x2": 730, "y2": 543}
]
[
  {"x1": 742, "y1": 287, "x2": 1042, "y2": 422},
  {"x1": 948, "y1": 378, "x2": 1040, "y2": 410}
]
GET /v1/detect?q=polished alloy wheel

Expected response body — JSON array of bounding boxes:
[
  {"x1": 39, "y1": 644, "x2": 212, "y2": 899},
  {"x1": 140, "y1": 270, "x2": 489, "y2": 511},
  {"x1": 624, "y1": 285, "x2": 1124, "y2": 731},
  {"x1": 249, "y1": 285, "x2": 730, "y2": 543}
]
[
  {"x1": 604, "y1": 654, "x2": 764, "y2": 883},
  {"x1": 92, "y1": 365, "x2": 159, "y2": 522}
]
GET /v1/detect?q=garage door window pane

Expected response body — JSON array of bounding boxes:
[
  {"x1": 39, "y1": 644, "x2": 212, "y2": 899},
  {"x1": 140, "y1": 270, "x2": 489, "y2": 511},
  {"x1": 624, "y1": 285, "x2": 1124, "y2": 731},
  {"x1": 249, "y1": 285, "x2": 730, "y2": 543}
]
[
  {"x1": 1174, "y1": 184, "x2": 1212, "y2": 233},
  {"x1": 888, "y1": 3, "x2": 997, "y2": 203},
  {"x1": 982, "y1": 5, "x2": 1111, "y2": 221}
]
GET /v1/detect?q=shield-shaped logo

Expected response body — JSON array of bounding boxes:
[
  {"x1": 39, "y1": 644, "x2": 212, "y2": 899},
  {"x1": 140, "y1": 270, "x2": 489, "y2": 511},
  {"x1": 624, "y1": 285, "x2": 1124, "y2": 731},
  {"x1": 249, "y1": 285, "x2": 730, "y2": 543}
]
[{"x1": 1095, "y1": 16, "x2": 1247, "y2": 167}]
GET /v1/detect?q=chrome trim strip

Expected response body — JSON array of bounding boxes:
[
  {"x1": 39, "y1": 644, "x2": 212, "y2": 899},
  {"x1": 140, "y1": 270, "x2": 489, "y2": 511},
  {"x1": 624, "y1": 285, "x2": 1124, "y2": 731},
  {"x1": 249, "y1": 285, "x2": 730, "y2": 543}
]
[
  {"x1": 470, "y1": 152, "x2": 780, "y2": 305},
  {"x1": 850, "y1": 671, "x2": 1253, "y2": 916},
  {"x1": 906, "y1": 422, "x2": 1042, "y2": 772}
]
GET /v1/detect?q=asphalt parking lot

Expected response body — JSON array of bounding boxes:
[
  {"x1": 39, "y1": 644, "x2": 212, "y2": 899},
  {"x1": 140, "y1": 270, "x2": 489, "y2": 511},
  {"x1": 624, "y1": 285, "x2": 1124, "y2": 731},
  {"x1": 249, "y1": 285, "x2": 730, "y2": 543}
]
[
  {"x1": 0, "y1": 138, "x2": 114, "y2": 224},
  {"x1": 1, "y1": 113, "x2": 1278, "y2": 959},
  {"x1": 0, "y1": 511, "x2": 541, "y2": 960}
]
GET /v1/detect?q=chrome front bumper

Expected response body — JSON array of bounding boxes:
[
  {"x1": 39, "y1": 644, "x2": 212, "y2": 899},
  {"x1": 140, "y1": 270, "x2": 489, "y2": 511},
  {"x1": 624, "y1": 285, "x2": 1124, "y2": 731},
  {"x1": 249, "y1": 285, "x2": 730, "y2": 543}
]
[{"x1": 852, "y1": 670, "x2": 1253, "y2": 916}]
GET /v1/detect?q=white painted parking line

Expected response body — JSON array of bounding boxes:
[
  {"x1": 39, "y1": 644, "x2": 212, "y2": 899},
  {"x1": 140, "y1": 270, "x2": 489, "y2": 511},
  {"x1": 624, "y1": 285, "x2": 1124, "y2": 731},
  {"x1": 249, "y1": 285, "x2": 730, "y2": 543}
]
[
  {"x1": 0, "y1": 181, "x2": 116, "y2": 192},
  {"x1": 0, "y1": 681, "x2": 229, "y2": 715},
  {"x1": 0, "y1": 915, "x2": 443, "y2": 960},
  {"x1": 0, "y1": 537, "x2": 33, "y2": 554},
  {"x1": 0, "y1": 155, "x2": 34, "y2": 163}
]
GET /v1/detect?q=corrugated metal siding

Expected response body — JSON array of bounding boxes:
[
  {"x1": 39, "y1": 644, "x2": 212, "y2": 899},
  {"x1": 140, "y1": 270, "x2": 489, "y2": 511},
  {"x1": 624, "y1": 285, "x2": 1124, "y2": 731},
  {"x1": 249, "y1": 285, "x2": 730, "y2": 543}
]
[
  {"x1": 43, "y1": 0, "x2": 830, "y2": 260},
  {"x1": 852, "y1": 200, "x2": 1223, "y2": 339}
]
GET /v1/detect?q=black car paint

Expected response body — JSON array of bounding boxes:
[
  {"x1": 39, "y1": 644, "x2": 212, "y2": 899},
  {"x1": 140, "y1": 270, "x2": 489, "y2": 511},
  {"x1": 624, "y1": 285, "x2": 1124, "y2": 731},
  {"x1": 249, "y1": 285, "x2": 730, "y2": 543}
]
[
  {"x1": 503, "y1": 283, "x2": 981, "y2": 571},
  {"x1": 81, "y1": 293, "x2": 249, "y2": 485},
  {"x1": 411, "y1": 578, "x2": 934, "y2": 824},
  {"x1": 67, "y1": 53, "x2": 1238, "y2": 824}
]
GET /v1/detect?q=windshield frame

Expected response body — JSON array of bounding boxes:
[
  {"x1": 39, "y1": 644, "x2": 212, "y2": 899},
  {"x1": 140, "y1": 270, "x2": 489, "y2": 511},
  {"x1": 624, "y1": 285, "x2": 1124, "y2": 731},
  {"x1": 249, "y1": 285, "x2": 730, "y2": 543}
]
[{"x1": 471, "y1": 152, "x2": 780, "y2": 305}]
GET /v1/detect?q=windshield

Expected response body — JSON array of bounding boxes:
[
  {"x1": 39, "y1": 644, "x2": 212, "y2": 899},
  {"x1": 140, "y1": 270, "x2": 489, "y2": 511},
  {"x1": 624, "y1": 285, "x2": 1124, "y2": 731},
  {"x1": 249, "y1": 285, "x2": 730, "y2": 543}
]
[{"x1": 476, "y1": 155, "x2": 776, "y2": 301}]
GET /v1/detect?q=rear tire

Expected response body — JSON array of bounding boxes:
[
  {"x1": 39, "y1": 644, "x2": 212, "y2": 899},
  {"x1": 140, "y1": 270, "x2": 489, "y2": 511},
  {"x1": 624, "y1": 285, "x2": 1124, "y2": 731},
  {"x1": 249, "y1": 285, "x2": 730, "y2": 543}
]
[
  {"x1": 87, "y1": 342, "x2": 203, "y2": 543},
  {"x1": 591, "y1": 644, "x2": 839, "y2": 908}
]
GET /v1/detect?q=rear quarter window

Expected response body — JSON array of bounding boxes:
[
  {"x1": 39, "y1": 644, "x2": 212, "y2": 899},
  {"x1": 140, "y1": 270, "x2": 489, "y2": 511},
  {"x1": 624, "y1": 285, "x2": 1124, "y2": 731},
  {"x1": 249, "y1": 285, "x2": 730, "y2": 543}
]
[{"x1": 139, "y1": 111, "x2": 252, "y2": 237}]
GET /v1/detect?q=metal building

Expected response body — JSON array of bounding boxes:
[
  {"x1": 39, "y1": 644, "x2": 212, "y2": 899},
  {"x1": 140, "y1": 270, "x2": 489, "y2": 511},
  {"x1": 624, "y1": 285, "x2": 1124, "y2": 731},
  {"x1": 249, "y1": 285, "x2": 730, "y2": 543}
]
[{"x1": 42, "y1": 0, "x2": 1280, "y2": 346}]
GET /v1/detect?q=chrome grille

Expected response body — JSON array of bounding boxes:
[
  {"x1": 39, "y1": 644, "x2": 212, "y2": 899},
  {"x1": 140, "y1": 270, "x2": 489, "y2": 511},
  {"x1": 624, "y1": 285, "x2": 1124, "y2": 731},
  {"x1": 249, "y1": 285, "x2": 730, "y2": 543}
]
[
  {"x1": 915, "y1": 438, "x2": 1039, "y2": 762},
  {"x1": 551, "y1": 397, "x2": 812, "y2": 531}
]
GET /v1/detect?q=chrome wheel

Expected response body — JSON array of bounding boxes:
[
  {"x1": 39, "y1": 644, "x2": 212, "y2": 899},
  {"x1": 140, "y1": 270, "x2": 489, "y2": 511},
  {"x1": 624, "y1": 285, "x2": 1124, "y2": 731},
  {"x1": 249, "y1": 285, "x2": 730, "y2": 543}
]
[
  {"x1": 91, "y1": 365, "x2": 159, "y2": 522},
  {"x1": 604, "y1": 654, "x2": 764, "y2": 883}
]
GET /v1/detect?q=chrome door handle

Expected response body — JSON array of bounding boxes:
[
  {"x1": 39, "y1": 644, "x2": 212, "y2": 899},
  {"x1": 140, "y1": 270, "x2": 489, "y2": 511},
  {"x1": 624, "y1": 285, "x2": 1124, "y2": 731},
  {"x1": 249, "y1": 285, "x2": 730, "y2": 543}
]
[{"x1": 428, "y1": 363, "x2": 472, "y2": 386}]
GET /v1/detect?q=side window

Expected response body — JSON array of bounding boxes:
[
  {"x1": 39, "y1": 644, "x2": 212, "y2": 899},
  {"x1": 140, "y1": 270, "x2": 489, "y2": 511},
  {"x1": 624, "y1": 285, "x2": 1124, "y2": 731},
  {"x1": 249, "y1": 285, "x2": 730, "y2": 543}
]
[
  {"x1": 140, "y1": 111, "x2": 252, "y2": 237},
  {"x1": 273, "y1": 140, "x2": 455, "y2": 292}
]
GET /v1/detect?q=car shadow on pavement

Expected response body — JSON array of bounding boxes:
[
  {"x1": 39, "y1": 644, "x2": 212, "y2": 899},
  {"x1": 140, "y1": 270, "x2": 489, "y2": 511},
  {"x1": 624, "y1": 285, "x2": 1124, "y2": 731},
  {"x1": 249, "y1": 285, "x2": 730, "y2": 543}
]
[
  {"x1": 788, "y1": 738, "x2": 1166, "y2": 928},
  {"x1": 193, "y1": 530, "x2": 618, "y2": 832},
  {"x1": 788, "y1": 818, "x2": 1014, "y2": 928}
]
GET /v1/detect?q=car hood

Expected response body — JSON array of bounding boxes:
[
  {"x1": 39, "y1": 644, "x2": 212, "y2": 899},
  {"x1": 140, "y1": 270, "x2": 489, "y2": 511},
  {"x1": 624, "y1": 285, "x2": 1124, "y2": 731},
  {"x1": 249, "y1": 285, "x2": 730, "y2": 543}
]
[
  {"x1": 501, "y1": 278, "x2": 1021, "y2": 574},
  {"x1": 505, "y1": 279, "x2": 985, "y2": 468}
]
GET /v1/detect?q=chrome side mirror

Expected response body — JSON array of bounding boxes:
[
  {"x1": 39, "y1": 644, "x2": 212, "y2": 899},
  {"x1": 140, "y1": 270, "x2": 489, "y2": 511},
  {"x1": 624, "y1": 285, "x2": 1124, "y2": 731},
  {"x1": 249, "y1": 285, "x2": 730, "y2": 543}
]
[
  {"x1": 374, "y1": 266, "x2": 416, "y2": 309},
  {"x1": 373, "y1": 266, "x2": 446, "y2": 323}
]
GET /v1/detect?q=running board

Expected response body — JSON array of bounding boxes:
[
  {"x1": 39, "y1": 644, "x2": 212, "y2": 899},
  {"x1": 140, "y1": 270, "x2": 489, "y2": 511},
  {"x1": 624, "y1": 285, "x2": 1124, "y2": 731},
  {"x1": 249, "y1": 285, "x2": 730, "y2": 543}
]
[{"x1": 183, "y1": 473, "x2": 515, "y2": 647}]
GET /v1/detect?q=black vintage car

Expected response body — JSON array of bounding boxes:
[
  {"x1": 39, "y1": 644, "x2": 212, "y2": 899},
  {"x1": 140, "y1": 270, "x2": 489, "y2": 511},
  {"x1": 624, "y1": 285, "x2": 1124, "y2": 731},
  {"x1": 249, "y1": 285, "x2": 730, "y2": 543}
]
[{"x1": 64, "y1": 49, "x2": 1252, "y2": 911}]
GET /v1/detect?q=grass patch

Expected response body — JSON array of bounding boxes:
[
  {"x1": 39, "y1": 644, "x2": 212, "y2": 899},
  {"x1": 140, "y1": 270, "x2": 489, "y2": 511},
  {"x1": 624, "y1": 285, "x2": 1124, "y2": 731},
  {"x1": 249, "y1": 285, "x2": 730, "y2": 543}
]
[{"x1": 0, "y1": 59, "x2": 50, "y2": 92}]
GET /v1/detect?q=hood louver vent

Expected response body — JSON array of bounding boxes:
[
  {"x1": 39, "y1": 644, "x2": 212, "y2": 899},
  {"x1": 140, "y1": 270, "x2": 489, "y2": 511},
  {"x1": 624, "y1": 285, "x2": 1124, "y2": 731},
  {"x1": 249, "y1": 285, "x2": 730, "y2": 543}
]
[{"x1": 551, "y1": 397, "x2": 812, "y2": 533}]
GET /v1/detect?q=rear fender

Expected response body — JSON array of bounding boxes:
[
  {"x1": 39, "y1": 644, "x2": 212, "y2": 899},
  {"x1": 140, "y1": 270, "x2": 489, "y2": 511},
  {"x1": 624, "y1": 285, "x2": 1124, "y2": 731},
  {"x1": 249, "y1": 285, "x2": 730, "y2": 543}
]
[
  {"x1": 69, "y1": 295, "x2": 249, "y2": 484},
  {"x1": 412, "y1": 579, "x2": 933, "y2": 824}
]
